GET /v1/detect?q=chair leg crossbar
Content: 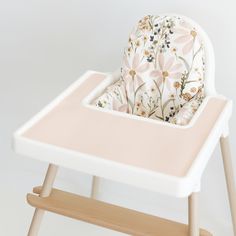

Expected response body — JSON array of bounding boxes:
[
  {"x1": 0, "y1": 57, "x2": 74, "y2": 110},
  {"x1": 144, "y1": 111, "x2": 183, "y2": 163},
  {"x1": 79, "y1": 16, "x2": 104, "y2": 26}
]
[
  {"x1": 27, "y1": 186, "x2": 212, "y2": 236},
  {"x1": 26, "y1": 136, "x2": 236, "y2": 236}
]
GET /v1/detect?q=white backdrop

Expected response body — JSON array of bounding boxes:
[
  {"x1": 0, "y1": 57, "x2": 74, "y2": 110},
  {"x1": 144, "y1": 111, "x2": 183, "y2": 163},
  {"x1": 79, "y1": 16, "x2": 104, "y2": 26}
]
[{"x1": 0, "y1": 0, "x2": 236, "y2": 235}]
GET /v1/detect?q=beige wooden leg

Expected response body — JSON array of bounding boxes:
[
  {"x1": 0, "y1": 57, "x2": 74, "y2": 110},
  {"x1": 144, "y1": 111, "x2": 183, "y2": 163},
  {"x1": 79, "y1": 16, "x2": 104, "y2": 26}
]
[
  {"x1": 28, "y1": 164, "x2": 58, "y2": 236},
  {"x1": 220, "y1": 136, "x2": 236, "y2": 235},
  {"x1": 188, "y1": 192, "x2": 199, "y2": 236},
  {"x1": 91, "y1": 176, "x2": 99, "y2": 199}
]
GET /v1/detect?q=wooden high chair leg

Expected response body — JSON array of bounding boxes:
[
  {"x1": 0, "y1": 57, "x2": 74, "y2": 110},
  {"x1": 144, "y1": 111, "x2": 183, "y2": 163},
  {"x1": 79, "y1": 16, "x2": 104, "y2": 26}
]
[
  {"x1": 91, "y1": 176, "x2": 99, "y2": 199},
  {"x1": 220, "y1": 136, "x2": 236, "y2": 235},
  {"x1": 188, "y1": 192, "x2": 199, "y2": 236},
  {"x1": 28, "y1": 164, "x2": 58, "y2": 236}
]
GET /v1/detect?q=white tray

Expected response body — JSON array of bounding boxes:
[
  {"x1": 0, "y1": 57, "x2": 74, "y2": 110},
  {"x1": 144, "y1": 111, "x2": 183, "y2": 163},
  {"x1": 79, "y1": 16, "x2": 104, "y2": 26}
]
[{"x1": 13, "y1": 71, "x2": 232, "y2": 197}]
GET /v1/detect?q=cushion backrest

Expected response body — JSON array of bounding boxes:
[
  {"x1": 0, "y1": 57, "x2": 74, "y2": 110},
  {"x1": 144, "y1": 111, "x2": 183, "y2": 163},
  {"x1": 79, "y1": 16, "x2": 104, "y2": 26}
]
[{"x1": 94, "y1": 15, "x2": 212, "y2": 125}]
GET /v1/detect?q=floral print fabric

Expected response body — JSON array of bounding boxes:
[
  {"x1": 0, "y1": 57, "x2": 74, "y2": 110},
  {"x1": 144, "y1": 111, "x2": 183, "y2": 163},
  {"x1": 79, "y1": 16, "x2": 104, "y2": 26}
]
[{"x1": 93, "y1": 15, "x2": 205, "y2": 125}]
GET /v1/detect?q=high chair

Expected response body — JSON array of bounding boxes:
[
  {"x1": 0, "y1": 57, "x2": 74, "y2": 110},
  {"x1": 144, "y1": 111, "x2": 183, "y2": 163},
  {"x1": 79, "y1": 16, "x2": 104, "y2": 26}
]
[{"x1": 13, "y1": 14, "x2": 236, "y2": 236}]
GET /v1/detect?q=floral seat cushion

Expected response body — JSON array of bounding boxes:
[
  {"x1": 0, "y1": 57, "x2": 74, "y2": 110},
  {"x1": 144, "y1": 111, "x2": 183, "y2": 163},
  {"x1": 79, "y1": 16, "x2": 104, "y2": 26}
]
[{"x1": 93, "y1": 15, "x2": 205, "y2": 125}]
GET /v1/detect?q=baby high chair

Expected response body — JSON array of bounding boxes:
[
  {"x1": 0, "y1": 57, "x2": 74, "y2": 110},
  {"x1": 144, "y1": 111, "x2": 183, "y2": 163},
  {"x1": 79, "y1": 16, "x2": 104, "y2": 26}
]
[{"x1": 13, "y1": 14, "x2": 236, "y2": 236}]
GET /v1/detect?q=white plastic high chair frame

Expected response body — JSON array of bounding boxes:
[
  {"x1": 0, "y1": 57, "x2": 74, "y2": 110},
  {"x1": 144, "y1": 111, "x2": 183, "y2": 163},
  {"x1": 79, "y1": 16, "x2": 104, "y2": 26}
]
[{"x1": 13, "y1": 14, "x2": 235, "y2": 236}]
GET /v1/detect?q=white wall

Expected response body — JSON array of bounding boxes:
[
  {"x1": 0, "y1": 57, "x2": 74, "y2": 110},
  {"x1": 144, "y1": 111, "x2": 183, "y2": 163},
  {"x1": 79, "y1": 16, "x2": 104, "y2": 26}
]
[{"x1": 0, "y1": 0, "x2": 236, "y2": 235}]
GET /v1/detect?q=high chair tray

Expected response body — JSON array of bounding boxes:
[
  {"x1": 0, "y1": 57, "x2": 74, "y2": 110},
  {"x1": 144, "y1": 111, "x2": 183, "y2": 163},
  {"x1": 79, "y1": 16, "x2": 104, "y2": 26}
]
[{"x1": 13, "y1": 71, "x2": 232, "y2": 197}]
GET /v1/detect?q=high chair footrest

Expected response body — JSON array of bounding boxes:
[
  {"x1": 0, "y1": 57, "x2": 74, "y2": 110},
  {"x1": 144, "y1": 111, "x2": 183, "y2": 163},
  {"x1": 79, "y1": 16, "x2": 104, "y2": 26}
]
[{"x1": 27, "y1": 187, "x2": 212, "y2": 236}]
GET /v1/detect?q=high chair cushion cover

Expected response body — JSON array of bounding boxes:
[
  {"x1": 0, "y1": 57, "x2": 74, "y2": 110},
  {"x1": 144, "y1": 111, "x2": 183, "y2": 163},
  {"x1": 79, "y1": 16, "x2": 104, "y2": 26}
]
[{"x1": 93, "y1": 15, "x2": 205, "y2": 125}]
